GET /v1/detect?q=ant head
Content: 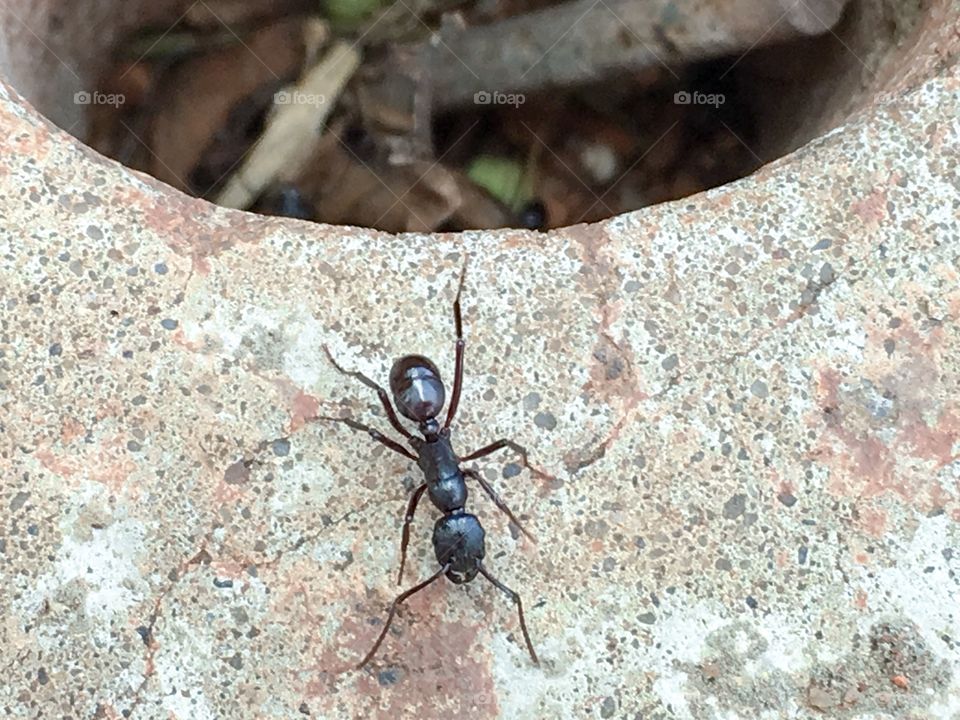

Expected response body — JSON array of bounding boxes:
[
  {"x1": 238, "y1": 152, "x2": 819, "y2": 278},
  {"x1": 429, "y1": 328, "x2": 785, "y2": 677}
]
[{"x1": 389, "y1": 355, "x2": 445, "y2": 425}]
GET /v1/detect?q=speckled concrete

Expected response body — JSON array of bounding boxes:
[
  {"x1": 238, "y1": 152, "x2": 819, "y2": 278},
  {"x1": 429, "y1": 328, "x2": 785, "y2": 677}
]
[{"x1": 2, "y1": 6, "x2": 960, "y2": 720}]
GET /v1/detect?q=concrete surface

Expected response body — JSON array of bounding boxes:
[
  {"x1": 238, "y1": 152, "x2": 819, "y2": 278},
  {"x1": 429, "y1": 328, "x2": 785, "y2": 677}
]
[{"x1": 0, "y1": 0, "x2": 959, "y2": 718}]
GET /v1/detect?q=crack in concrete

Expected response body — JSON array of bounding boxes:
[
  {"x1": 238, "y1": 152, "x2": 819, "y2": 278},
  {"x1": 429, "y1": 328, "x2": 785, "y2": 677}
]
[
  {"x1": 566, "y1": 370, "x2": 684, "y2": 475},
  {"x1": 125, "y1": 496, "x2": 371, "y2": 717},
  {"x1": 126, "y1": 543, "x2": 211, "y2": 718},
  {"x1": 221, "y1": 433, "x2": 293, "y2": 486},
  {"x1": 562, "y1": 226, "x2": 647, "y2": 476},
  {"x1": 567, "y1": 240, "x2": 844, "y2": 475},
  {"x1": 705, "y1": 271, "x2": 842, "y2": 371},
  {"x1": 124, "y1": 420, "x2": 368, "y2": 716},
  {"x1": 227, "y1": 499, "x2": 375, "y2": 572}
]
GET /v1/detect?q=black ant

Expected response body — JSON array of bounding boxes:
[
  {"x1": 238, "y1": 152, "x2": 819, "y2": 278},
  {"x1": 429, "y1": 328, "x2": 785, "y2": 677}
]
[
  {"x1": 321, "y1": 266, "x2": 540, "y2": 668},
  {"x1": 517, "y1": 199, "x2": 547, "y2": 230}
]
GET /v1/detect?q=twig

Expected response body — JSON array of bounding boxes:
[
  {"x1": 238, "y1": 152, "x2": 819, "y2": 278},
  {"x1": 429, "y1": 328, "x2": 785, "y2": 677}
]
[
  {"x1": 215, "y1": 39, "x2": 361, "y2": 209},
  {"x1": 428, "y1": 0, "x2": 848, "y2": 109}
]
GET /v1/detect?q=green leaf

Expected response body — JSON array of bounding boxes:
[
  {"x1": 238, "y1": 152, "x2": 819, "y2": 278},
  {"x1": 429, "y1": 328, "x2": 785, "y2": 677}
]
[
  {"x1": 324, "y1": 0, "x2": 385, "y2": 30},
  {"x1": 466, "y1": 155, "x2": 532, "y2": 211}
]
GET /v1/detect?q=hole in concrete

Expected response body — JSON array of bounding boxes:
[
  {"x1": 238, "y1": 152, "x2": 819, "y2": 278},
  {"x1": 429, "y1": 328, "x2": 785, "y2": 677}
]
[{"x1": 0, "y1": 0, "x2": 927, "y2": 231}]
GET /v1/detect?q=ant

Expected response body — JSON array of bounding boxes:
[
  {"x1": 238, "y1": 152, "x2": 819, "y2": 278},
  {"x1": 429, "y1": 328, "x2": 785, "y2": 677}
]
[{"x1": 321, "y1": 265, "x2": 540, "y2": 668}]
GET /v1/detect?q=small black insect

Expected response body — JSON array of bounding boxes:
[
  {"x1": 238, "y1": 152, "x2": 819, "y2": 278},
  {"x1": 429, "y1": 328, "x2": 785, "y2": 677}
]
[
  {"x1": 517, "y1": 199, "x2": 547, "y2": 230},
  {"x1": 255, "y1": 183, "x2": 315, "y2": 221},
  {"x1": 321, "y1": 265, "x2": 540, "y2": 668}
]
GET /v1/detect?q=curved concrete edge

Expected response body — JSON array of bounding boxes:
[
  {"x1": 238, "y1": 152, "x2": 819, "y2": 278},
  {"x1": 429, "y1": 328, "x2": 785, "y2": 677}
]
[{"x1": 0, "y1": 50, "x2": 958, "y2": 719}]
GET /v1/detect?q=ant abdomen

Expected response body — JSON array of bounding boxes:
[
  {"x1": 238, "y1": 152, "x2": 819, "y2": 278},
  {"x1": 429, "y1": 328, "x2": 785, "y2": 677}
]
[{"x1": 434, "y1": 513, "x2": 485, "y2": 584}]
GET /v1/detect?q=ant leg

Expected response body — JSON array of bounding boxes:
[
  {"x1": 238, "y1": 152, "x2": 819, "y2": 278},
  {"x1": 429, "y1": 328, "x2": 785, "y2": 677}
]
[
  {"x1": 477, "y1": 563, "x2": 539, "y2": 666},
  {"x1": 444, "y1": 265, "x2": 467, "y2": 429},
  {"x1": 323, "y1": 345, "x2": 414, "y2": 440},
  {"x1": 357, "y1": 563, "x2": 449, "y2": 669},
  {"x1": 317, "y1": 416, "x2": 416, "y2": 461},
  {"x1": 461, "y1": 438, "x2": 529, "y2": 463},
  {"x1": 463, "y1": 469, "x2": 535, "y2": 542},
  {"x1": 461, "y1": 438, "x2": 554, "y2": 483},
  {"x1": 397, "y1": 483, "x2": 428, "y2": 585}
]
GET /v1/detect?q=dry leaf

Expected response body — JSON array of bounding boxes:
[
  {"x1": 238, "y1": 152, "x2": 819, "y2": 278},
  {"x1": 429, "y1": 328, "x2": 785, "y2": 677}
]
[
  {"x1": 147, "y1": 18, "x2": 305, "y2": 192},
  {"x1": 294, "y1": 133, "x2": 462, "y2": 232},
  {"x1": 215, "y1": 40, "x2": 361, "y2": 209}
]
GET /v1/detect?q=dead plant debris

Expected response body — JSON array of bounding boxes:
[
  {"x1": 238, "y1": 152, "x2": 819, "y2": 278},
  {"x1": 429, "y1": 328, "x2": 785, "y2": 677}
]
[{"x1": 86, "y1": 0, "x2": 840, "y2": 231}]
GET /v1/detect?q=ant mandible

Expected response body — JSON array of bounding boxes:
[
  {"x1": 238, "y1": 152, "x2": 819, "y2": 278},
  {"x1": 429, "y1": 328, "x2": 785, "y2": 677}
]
[{"x1": 321, "y1": 264, "x2": 540, "y2": 668}]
